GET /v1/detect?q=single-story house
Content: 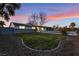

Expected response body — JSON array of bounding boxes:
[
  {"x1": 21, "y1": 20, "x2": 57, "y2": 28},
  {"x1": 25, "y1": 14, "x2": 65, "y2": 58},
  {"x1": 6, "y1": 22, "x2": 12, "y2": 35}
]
[{"x1": 9, "y1": 22, "x2": 54, "y2": 32}]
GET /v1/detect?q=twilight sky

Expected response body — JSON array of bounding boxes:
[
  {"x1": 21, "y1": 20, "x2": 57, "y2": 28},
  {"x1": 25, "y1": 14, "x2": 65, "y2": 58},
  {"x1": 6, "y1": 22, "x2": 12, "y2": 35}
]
[{"x1": 0, "y1": 3, "x2": 79, "y2": 27}]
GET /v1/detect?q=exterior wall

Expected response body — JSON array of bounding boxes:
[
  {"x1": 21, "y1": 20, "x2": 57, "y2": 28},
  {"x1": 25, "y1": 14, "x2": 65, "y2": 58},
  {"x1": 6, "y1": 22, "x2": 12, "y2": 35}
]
[
  {"x1": 41, "y1": 27, "x2": 54, "y2": 32},
  {"x1": 34, "y1": 27, "x2": 54, "y2": 32},
  {"x1": 26, "y1": 26, "x2": 32, "y2": 29},
  {"x1": 0, "y1": 27, "x2": 35, "y2": 35},
  {"x1": 15, "y1": 26, "x2": 19, "y2": 29},
  {"x1": 9, "y1": 23, "x2": 15, "y2": 28}
]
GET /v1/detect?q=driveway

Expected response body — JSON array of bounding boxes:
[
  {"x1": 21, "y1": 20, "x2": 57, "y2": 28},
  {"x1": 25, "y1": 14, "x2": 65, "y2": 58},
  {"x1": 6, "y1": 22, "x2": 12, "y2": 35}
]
[{"x1": 60, "y1": 35, "x2": 79, "y2": 55}]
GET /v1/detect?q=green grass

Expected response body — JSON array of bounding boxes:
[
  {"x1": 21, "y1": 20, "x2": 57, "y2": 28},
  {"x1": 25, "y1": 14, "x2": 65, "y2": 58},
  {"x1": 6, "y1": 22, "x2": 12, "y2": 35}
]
[{"x1": 17, "y1": 33, "x2": 65, "y2": 50}]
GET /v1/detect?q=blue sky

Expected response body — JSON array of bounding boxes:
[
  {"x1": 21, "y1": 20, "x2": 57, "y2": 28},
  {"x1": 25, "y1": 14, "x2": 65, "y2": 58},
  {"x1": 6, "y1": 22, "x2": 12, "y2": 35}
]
[{"x1": 1, "y1": 3, "x2": 79, "y2": 27}]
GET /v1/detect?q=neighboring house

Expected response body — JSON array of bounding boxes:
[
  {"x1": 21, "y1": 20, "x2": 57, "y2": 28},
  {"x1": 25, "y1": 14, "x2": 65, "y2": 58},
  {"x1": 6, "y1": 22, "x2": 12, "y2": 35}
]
[{"x1": 67, "y1": 31, "x2": 77, "y2": 36}]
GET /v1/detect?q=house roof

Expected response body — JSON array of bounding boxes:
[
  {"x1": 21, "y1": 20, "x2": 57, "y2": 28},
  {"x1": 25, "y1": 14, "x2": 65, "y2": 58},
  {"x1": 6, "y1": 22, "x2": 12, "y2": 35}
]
[
  {"x1": 12, "y1": 22, "x2": 26, "y2": 26},
  {"x1": 33, "y1": 25, "x2": 52, "y2": 28},
  {"x1": 9, "y1": 22, "x2": 52, "y2": 28},
  {"x1": 9, "y1": 22, "x2": 32, "y2": 27}
]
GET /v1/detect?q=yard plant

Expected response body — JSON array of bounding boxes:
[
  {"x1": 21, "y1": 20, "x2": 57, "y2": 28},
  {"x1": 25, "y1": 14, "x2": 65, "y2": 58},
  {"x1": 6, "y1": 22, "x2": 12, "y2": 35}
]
[{"x1": 18, "y1": 33, "x2": 64, "y2": 50}]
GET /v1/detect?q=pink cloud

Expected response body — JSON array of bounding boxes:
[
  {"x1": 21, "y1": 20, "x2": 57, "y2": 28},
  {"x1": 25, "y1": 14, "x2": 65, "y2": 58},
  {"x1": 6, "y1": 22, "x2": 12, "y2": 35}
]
[
  {"x1": 11, "y1": 15, "x2": 28, "y2": 20},
  {"x1": 47, "y1": 9, "x2": 79, "y2": 20},
  {"x1": 0, "y1": 15, "x2": 28, "y2": 21},
  {"x1": 10, "y1": 14, "x2": 29, "y2": 23}
]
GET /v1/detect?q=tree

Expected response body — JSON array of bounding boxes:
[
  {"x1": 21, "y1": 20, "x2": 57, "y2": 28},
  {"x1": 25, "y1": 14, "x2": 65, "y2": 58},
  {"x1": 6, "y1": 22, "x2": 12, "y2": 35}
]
[
  {"x1": 0, "y1": 3, "x2": 21, "y2": 21},
  {"x1": 0, "y1": 21, "x2": 5, "y2": 27},
  {"x1": 69, "y1": 22, "x2": 76, "y2": 31},
  {"x1": 29, "y1": 13, "x2": 38, "y2": 26},
  {"x1": 28, "y1": 12, "x2": 47, "y2": 26},
  {"x1": 28, "y1": 12, "x2": 47, "y2": 32},
  {"x1": 39, "y1": 12, "x2": 47, "y2": 25},
  {"x1": 69, "y1": 22, "x2": 76, "y2": 28},
  {"x1": 61, "y1": 27, "x2": 67, "y2": 36}
]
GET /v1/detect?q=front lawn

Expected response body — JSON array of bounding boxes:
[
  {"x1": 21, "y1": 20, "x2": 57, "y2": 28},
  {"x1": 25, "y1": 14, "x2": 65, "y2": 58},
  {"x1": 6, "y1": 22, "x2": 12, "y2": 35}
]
[{"x1": 18, "y1": 33, "x2": 65, "y2": 50}]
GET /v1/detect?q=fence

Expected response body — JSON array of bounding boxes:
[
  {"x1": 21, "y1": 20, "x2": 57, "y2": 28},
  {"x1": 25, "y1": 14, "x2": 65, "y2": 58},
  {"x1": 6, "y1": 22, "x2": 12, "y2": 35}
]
[{"x1": 0, "y1": 27, "x2": 35, "y2": 35}]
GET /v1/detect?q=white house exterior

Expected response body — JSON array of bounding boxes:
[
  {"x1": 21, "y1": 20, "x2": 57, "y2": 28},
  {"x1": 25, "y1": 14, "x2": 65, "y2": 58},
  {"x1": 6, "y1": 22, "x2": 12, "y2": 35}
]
[{"x1": 9, "y1": 22, "x2": 55, "y2": 32}]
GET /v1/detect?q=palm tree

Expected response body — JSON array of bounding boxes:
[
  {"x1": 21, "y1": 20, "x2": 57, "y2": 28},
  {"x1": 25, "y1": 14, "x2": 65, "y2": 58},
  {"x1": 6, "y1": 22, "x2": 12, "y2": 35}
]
[
  {"x1": 69, "y1": 22, "x2": 76, "y2": 28},
  {"x1": 69, "y1": 22, "x2": 76, "y2": 31},
  {"x1": 0, "y1": 3, "x2": 21, "y2": 21},
  {"x1": 0, "y1": 21, "x2": 5, "y2": 27},
  {"x1": 70, "y1": 22, "x2": 76, "y2": 27}
]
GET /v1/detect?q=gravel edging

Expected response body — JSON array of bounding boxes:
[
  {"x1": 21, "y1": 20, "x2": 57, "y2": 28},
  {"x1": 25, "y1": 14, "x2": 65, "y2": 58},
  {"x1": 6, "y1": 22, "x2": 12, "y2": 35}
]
[
  {"x1": 17, "y1": 37, "x2": 64, "y2": 56},
  {"x1": 20, "y1": 38, "x2": 62, "y2": 52}
]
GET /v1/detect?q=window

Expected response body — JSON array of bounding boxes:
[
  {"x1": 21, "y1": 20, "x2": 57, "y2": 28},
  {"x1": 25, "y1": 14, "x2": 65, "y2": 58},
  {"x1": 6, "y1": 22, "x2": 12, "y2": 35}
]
[
  {"x1": 32, "y1": 27, "x2": 35, "y2": 29},
  {"x1": 19, "y1": 26, "x2": 25, "y2": 29}
]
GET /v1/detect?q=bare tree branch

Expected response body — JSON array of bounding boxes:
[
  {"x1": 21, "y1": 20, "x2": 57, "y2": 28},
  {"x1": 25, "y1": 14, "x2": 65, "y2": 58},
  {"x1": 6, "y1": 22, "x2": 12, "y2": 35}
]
[{"x1": 28, "y1": 12, "x2": 47, "y2": 26}]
